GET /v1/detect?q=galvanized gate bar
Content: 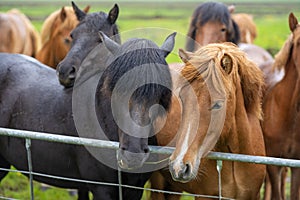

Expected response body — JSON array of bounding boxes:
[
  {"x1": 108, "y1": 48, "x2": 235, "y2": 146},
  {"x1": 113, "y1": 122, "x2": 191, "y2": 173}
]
[
  {"x1": 207, "y1": 152, "x2": 300, "y2": 167},
  {"x1": 0, "y1": 127, "x2": 300, "y2": 167},
  {"x1": 25, "y1": 139, "x2": 34, "y2": 200}
]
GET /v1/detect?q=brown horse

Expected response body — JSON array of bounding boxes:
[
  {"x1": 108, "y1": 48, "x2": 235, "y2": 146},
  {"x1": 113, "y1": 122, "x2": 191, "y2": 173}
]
[
  {"x1": 151, "y1": 43, "x2": 266, "y2": 199},
  {"x1": 184, "y1": 1, "x2": 280, "y2": 88},
  {"x1": 262, "y1": 13, "x2": 300, "y2": 200},
  {"x1": 232, "y1": 13, "x2": 257, "y2": 44},
  {"x1": 36, "y1": 6, "x2": 90, "y2": 68},
  {"x1": 0, "y1": 9, "x2": 40, "y2": 57}
]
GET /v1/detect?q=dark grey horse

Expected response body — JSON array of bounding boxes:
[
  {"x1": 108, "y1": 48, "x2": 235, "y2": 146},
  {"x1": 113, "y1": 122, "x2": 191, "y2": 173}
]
[
  {"x1": 0, "y1": 28, "x2": 175, "y2": 199},
  {"x1": 57, "y1": 1, "x2": 120, "y2": 88}
]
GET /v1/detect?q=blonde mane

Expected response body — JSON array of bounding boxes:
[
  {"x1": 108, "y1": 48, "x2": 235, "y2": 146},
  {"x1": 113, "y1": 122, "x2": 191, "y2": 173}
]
[
  {"x1": 181, "y1": 42, "x2": 264, "y2": 119},
  {"x1": 273, "y1": 34, "x2": 293, "y2": 71},
  {"x1": 40, "y1": 7, "x2": 78, "y2": 45}
]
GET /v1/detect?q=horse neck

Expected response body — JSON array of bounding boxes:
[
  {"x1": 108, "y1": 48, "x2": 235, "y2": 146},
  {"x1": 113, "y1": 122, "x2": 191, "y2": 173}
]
[
  {"x1": 36, "y1": 40, "x2": 56, "y2": 68},
  {"x1": 46, "y1": 33, "x2": 69, "y2": 67},
  {"x1": 218, "y1": 82, "x2": 263, "y2": 155},
  {"x1": 275, "y1": 56, "x2": 299, "y2": 104}
]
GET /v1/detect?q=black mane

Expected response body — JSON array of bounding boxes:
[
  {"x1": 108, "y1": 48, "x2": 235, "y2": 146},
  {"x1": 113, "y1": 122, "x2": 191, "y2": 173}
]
[
  {"x1": 186, "y1": 1, "x2": 240, "y2": 51},
  {"x1": 99, "y1": 38, "x2": 172, "y2": 111}
]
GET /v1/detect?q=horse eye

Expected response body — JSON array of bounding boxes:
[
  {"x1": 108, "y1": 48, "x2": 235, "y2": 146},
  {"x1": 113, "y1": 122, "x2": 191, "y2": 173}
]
[
  {"x1": 210, "y1": 101, "x2": 223, "y2": 110},
  {"x1": 64, "y1": 38, "x2": 71, "y2": 45},
  {"x1": 221, "y1": 28, "x2": 226, "y2": 32}
]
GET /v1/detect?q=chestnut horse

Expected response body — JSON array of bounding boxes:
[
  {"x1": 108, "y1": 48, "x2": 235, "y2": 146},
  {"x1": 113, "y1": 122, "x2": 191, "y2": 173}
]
[
  {"x1": 184, "y1": 1, "x2": 282, "y2": 88},
  {"x1": 151, "y1": 43, "x2": 266, "y2": 199},
  {"x1": 152, "y1": 43, "x2": 265, "y2": 199},
  {"x1": 36, "y1": 5, "x2": 90, "y2": 68},
  {"x1": 262, "y1": 13, "x2": 300, "y2": 200},
  {"x1": 0, "y1": 9, "x2": 40, "y2": 57},
  {"x1": 232, "y1": 13, "x2": 257, "y2": 44}
]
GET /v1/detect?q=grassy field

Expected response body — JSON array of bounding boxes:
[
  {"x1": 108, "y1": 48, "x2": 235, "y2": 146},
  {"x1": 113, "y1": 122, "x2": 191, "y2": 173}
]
[{"x1": 0, "y1": 0, "x2": 299, "y2": 199}]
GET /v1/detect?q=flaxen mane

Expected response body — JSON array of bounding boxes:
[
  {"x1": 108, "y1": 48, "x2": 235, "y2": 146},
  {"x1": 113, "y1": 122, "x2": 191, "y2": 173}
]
[
  {"x1": 273, "y1": 34, "x2": 293, "y2": 71},
  {"x1": 181, "y1": 43, "x2": 264, "y2": 119},
  {"x1": 40, "y1": 7, "x2": 79, "y2": 45}
]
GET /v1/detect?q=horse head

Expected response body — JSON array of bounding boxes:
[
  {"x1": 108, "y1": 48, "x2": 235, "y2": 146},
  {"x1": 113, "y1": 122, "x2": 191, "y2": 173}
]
[
  {"x1": 57, "y1": 2, "x2": 120, "y2": 87},
  {"x1": 95, "y1": 32, "x2": 176, "y2": 169},
  {"x1": 186, "y1": 2, "x2": 240, "y2": 51},
  {"x1": 37, "y1": 6, "x2": 90, "y2": 68},
  {"x1": 169, "y1": 43, "x2": 264, "y2": 182},
  {"x1": 271, "y1": 13, "x2": 300, "y2": 82}
]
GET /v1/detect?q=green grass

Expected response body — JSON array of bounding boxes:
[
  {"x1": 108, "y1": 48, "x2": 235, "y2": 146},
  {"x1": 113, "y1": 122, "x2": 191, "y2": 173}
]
[
  {"x1": 0, "y1": 168, "x2": 77, "y2": 200},
  {"x1": 0, "y1": 1, "x2": 299, "y2": 199}
]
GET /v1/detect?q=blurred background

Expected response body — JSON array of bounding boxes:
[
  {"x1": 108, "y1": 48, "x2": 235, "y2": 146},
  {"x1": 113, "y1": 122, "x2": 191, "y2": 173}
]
[{"x1": 0, "y1": 0, "x2": 300, "y2": 199}]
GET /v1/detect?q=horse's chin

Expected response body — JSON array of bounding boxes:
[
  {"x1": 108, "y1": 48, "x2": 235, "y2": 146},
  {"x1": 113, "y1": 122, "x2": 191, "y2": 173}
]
[
  {"x1": 118, "y1": 159, "x2": 143, "y2": 170},
  {"x1": 116, "y1": 150, "x2": 149, "y2": 170},
  {"x1": 59, "y1": 78, "x2": 75, "y2": 88}
]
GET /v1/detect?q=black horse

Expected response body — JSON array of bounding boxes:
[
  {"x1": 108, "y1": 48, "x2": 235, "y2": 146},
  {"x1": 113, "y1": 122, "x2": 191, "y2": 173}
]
[
  {"x1": 0, "y1": 13, "x2": 175, "y2": 200},
  {"x1": 57, "y1": 1, "x2": 120, "y2": 88},
  {"x1": 0, "y1": 32, "x2": 175, "y2": 199}
]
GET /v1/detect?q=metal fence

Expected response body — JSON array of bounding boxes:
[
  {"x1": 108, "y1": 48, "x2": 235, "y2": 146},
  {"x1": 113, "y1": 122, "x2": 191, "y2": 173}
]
[{"x1": 0, "y1": 127, "x2": 300, "y2": 200}]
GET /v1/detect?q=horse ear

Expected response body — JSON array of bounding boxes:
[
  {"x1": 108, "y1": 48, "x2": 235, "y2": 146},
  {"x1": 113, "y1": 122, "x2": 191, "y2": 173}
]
[
  {"x1": 228, "y1": 5, "x2": 235, "y2": 14},
  {"x1": 160, "y1": 32, "x2": 176, "y2": 57},
  {"x1": 72, "y1": 1, "x2": 86, "y2": 21},
  {"x1": 107, "y1": 4, "x2": 119, "y2": 24},
  {"x1": 83, "y1": 5, "x2": 90, "y2": 13},
  {"x1": 221, "y1": 54, "x2": 233, "y2": 74},
  {"x1": 178, "y1": 48, "x2": 193, "y2": 63},
  {"x1": 98, "y1": 31, "x2": 120, "y2": 55},
  {"x1": 289, "y1": 12, "x2": 298, "y2": 32},
  {"x1": 274, "y1": 34, "x2": 293, "y2": 70},
  {"x1": 60, "y1": 7, "x2": 67, "y2": 22}
]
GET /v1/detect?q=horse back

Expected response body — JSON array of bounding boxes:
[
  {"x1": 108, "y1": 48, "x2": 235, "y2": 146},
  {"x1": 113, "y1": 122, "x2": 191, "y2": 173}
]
[
  {"x1": 0, "y1": 10, "x2": 40, "y2": 57},
  {"x1": 0, "y1": 53, "x2": 70, "y2": 129}
]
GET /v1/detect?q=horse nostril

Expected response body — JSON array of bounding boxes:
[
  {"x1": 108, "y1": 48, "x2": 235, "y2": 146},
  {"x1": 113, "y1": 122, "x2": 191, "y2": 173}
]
[
  {"x1": 144, "y1": 147, "x2": 150, "y2": 154},
  {"x1": 68, "y1": 66, "x2": 76, "y2": 79},
  {"x1": 183, "y1": 163, "x2": 191, "y2": 177}
]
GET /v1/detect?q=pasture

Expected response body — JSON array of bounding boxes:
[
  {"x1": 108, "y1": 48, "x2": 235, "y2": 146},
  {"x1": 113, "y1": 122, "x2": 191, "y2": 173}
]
[{"x1": 0, "y1": 0, "x2": 300, "y2": 199}]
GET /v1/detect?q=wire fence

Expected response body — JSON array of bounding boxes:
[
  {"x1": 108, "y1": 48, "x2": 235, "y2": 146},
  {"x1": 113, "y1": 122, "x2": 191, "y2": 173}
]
[{"x1": 0, "y1": 127, "x2": 300, "y2": 200}]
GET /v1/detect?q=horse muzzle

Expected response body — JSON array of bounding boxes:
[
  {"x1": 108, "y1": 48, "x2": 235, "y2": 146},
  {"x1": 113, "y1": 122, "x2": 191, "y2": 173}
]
[
  {"x1": 56, "y1": 65, "x2": 77, "y2": 88},
  {"x1": 117, "y1": 149, "x2": 150, "y2": 170},
  {"x1": 169, "y1": 160, "x2": 195, "y2": 183}
]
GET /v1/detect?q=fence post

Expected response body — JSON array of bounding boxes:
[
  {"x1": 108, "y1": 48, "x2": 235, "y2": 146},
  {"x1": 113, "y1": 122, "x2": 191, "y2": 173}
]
[
  {"x1": 25, "y1": 138, "x2": 34, "y2": 200},
  {"x1": 216, "y1": 160, "x2": 223, "y2": 200}
]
